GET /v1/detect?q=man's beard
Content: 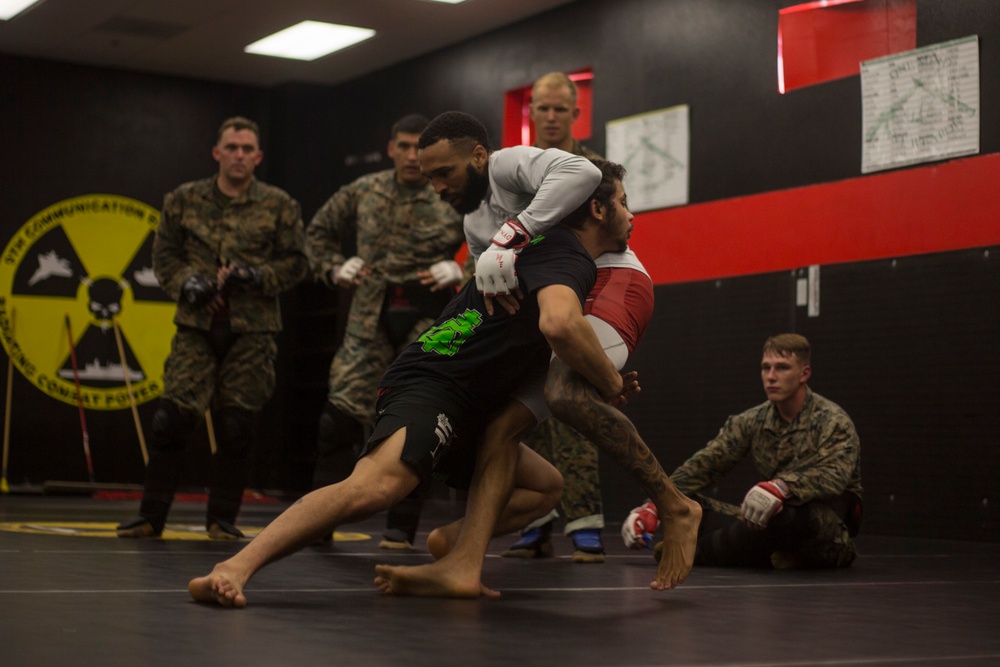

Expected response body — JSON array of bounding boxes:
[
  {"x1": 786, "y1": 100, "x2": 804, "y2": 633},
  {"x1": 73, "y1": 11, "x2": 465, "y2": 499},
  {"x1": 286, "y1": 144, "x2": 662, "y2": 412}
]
[
  {"x1": 606, "y1": 227, "x2": 629, "y2": 253},
  {"x1": 600, "y1": 208, "x2": 630, "y2": 253},
  {"x1": 453, "y1": 164, "x2": 490, "y2": 215}
]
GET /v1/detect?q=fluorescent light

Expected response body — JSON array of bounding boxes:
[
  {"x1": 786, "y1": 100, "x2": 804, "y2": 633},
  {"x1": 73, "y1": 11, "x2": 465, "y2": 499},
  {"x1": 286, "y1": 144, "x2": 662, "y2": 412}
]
[
  {"x1": 422, "y1": 0, "x2": 468, "y2": 4},
  {"x1": 0, "y1": 0, "x2": 43, "y2": 20},
  {"x1": 245, "y1": 21, "x2": 375, "y2": 61}
]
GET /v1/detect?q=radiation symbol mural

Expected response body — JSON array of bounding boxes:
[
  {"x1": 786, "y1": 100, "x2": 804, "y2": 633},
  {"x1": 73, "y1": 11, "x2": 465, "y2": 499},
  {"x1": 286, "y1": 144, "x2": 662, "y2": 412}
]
[{"x1": 0, "y1": 194, "x2": 176, "y2": 410}]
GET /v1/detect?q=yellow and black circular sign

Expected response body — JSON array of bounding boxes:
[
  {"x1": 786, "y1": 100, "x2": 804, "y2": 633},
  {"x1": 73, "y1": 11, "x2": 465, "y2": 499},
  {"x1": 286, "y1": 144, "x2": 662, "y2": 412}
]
[{"x1": 0, "y1": 194, "x2": 176, "y2": 410}]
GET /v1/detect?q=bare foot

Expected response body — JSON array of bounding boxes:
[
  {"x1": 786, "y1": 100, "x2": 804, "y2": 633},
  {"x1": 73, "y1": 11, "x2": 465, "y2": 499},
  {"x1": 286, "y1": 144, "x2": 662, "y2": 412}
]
[
  {"x1": 651, "y1": 498, "x2": 702, "y2": 591},
  {"x1": 374, "y1": 562, "x2": 499, "y2": 599},
  {"x1": 188, "y1": 565, "x2": 248, "y2": 608}
]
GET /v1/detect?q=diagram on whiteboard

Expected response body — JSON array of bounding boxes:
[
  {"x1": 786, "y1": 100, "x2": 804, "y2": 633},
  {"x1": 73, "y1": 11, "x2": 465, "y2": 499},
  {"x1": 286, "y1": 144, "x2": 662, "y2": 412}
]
[
  {"x1": 607, "y1": 104, "x2": 689, "y2": 212},
  {"x1": 861, "y1": 35, "x2": 979, "y2": 174}
]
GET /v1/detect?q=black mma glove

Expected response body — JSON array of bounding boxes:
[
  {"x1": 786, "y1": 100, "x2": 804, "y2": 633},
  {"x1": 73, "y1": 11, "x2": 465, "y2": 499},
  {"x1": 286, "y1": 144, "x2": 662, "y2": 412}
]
[
  {"x1": 181, "y1": 274, "x2": 218, "y2": 308},
  {"x1": 223, "y1": 261, "x2": 263, "y2": 293}
]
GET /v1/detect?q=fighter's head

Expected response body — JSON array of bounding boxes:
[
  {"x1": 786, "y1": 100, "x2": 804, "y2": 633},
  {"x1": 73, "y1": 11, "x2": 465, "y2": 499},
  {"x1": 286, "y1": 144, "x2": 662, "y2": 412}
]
[
  {"x1": 417, "y1": 111, "x2": 492, "y2": 215},
  {"x1": 561, "y1": 159, "x2": 633, "y2": 254}
]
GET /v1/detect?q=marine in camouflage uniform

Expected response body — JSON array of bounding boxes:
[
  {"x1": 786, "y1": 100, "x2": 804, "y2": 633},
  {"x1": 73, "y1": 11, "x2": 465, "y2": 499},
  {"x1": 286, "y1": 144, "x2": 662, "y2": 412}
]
[
  {"x1": 306, "y1": 114, "x2": 464, "y2": 546},
  {"x1": 118, "y1": 117, "x2": 307, "y2": 540},
  {"x1": 506, "y1": 71, "x2": 612, "y2": 561},
  {"x1": 664, "y1": 336, "x2": 862, "y2": 568}
]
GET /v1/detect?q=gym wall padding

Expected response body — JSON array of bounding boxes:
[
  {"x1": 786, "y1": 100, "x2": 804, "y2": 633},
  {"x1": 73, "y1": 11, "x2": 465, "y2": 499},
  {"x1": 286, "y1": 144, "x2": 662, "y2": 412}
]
[
  {"x1": 616, "y1": 246, "x2": 999, "y2": 542},
  {"x1": 2, "y1": 0, "x2": 998, "y2": 540},
  {"x1": 267, "y1": 0, "x2": 999, "y2": 538}
]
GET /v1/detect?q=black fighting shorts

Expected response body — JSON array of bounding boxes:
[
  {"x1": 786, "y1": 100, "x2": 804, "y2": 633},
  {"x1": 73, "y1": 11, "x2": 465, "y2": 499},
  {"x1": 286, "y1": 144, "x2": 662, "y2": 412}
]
[{"x1": 362, "y1": 382, "x2": 484, "y2": 490}]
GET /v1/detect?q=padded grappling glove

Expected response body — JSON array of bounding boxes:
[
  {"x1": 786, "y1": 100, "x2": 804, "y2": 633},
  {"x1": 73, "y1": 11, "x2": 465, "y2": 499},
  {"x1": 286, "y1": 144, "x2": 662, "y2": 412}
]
[
  {"x1": 621, "y1": 500, "x2": 658, "y2": 550},
  {"x1": 222, "y1": 261, "x2": 263, "y2": 293},
  {"x1": 181, "y1": 274, "x2": 217, "y2": 308},
  {"x1": 475, "y1": 220, "x2": 531, "y2": 296},
  {"x1": 741, "y1": 479, "x2": 790, "y2": 529}
]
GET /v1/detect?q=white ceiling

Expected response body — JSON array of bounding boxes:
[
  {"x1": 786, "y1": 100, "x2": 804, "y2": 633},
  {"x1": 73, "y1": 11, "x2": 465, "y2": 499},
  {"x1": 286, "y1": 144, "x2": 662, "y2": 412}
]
[{"x1": 0, "y1": 0, "x2": 578, "y2": 87}]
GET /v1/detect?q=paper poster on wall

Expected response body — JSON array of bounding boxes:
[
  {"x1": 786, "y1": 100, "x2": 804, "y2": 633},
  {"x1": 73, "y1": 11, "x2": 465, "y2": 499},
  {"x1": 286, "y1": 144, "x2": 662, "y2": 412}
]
[
  {"x1": 606, "y1": 104, "x2": 689, "y2": 212},
  {"x1": 861, "y1": 35, "x2": 979, "y2": 174}
]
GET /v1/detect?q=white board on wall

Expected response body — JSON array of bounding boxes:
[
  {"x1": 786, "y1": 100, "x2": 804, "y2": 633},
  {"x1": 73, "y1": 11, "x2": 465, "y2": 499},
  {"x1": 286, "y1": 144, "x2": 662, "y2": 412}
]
[
  {"x1": 861, "y1": 35, "x2": 979, "y2": 174},
  {"x1": 606, "y1": 104, "x2": 689, "y2": 213}
]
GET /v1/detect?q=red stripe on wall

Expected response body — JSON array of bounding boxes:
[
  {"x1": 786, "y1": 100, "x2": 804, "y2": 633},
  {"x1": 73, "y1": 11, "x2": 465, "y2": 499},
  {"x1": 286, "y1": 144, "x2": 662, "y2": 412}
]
[{"x1": 630, "y1": 153, "x2": 1000, "y2": 285}]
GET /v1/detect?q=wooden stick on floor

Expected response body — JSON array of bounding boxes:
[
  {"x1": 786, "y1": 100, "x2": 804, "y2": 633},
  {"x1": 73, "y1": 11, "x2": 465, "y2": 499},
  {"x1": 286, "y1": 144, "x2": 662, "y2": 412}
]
[
  {"x1": 64, "y1": 314, "x2": 95, "y2": 483},
  {"x1": 204, "y1": 409, "x2": 218, "y2": 455},
  {"x1": 111, "y1": 315, "x2": 148, "y2": 465},
  {"x1": 2, "y1": 308, "x2": 15, "y2": 494}
]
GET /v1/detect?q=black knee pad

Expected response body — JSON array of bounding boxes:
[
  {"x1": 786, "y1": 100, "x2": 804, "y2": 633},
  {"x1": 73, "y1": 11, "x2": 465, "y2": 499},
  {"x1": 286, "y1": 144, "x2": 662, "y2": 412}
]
[
  {"x1": 150, "y1": 400, "x2": 195, "y2": 453},
  {"x1": 317, "y1": 405, "x2": 338, "y2": 449},
  {"x1": 216, "y1": 406, "x2": 254, "y2": 457},
  {"x1": 316, "y1": 403, "x2": 363, "y2": 455}
]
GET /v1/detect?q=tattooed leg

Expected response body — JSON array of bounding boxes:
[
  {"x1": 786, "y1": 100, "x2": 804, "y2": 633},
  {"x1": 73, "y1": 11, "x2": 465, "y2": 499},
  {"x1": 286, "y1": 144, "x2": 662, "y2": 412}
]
[{"x1": 545, "y1": 357, "x2": 701, "y2": 590}]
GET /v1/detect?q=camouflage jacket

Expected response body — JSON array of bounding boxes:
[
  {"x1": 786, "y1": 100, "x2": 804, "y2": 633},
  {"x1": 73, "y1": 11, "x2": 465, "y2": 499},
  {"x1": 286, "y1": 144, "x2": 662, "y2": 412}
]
[
  {"x1": 153, "y1": 176, "x2": 308, "y2": 333},
  {"x1": 670, "y1": 388, "x2": 863, "y2": 504},
  {"x1": 306, "y1": 169, "x2": 464, "y2": 341},
  {"x1": 534, "y1": 138, "x2": 603, "y2": 160},
  {"x1": 570, "y1": 138, "x2": 603, "y2": 160}
]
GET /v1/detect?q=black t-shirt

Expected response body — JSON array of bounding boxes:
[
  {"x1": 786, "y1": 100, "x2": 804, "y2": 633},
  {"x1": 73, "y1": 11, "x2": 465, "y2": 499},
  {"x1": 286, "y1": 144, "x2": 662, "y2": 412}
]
[{"x1": 379, "y1": 225, "x2": 596, "y2": 410}]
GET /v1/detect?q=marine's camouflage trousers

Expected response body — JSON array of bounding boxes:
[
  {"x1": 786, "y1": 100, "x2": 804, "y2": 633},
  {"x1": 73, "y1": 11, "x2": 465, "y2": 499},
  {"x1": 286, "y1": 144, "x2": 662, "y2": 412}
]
[
  {"x1": 327, "y1": 317, "x2": 436, "y2": 425},
  {"x1": 162, "y1": 325, "x2": 277, "y2": 415},
  {"x1": 523, "y1": 417, "x2": 604, "y2": 532},
  {"x1": 697, "y1": 495, "x2": 857, "y2": 568}
]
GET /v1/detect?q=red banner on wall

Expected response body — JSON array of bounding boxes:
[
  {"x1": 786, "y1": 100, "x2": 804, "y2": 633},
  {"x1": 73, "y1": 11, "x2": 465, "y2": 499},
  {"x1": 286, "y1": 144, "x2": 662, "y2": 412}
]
[{"x1": 630, "y1": 153, "x2": 1000, "y2": 285}]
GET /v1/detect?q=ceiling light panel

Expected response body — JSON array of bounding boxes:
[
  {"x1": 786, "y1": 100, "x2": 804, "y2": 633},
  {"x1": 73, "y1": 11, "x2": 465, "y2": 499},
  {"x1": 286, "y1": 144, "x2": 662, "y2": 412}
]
[
  {"x1": 244, "y1": 21, "x2": 376, "y2": 61},
  {"x1": 0, "y1": 0, "x2": 43, "y2": 21}
]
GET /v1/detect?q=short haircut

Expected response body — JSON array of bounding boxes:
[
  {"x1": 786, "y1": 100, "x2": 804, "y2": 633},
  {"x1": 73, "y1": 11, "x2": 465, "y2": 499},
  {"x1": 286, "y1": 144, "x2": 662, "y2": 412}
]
[
  {"x1": 217, "y1": 116, "x2": 260, "y2": 142},
  {"x1": 391, "y1": 114, "x2": 430, "y2": 139},
  {"x1": 763, "y1": 333, "x2": 811, "y2": 365},
  {"x1": 418, "y1": 111, "x2": 492, "y2": 154},
  {"x1": 561, "y1": 159, "x2": 627, "y2": 230},
  {"x1": 532, "y1": 72, "x2": 578, "y2": 105}
]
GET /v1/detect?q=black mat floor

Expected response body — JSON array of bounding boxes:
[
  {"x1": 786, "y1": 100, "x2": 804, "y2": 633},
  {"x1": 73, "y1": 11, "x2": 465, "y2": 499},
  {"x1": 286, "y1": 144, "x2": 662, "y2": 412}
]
[{"x1": 1, "y1": 494, "x2": 998, "y2": 667}]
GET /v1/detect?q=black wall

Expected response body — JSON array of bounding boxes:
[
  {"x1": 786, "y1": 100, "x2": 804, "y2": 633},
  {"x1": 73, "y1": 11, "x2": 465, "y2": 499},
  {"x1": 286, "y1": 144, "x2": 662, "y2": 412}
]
[
  {"x1": 2, "y1": 0, "x2": 998, "y2": 540},
  {"x1": 620, "y1": 247, "x2": 1000, "y2": 541},
  {"x1": 272, "y1": 0, "x2": 999, "y2": 206}
]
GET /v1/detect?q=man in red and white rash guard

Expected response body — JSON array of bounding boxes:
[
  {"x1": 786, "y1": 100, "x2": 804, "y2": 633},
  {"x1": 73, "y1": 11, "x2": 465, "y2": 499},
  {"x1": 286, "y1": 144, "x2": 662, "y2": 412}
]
[{"x1": 588, "y1": 248, "x2": 654, "y2": 369}]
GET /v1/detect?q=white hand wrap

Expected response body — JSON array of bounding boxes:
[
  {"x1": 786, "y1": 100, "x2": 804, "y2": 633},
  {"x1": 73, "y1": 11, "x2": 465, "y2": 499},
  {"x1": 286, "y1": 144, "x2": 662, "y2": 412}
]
[
  {"x1": 427, "y1": 260, "x2": 464, "y2": 288},
  {"x1": 333, "y1": 256, "x2": 365, "y2": 284}
]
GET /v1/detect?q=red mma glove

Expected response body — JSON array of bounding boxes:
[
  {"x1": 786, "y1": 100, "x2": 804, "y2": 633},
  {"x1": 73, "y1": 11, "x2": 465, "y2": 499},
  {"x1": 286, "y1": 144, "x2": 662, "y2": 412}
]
[
  {"x1": 741, "y1": 479, "x2": 790, "y2": 529},
  {"x1": 621, "y1": 500, "x2": 659, "y2": 550}
]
